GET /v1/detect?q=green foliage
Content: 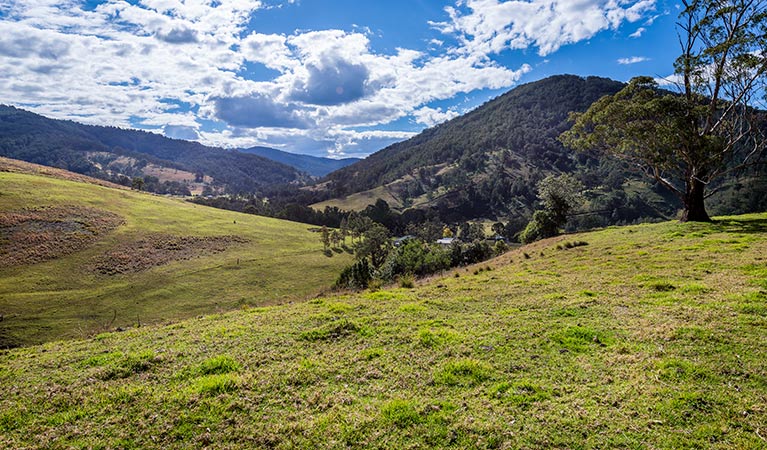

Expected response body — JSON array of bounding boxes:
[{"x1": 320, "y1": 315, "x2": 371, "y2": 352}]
[
  {"x1": 192, "y1": 374, "x2": 240, "y2": 396},
  {"x1": 380, "y1": 400, "x2": 423, "y2": 427},
  {"x1": 334, "y1": 259, "x2": 372, "y2": 290},
  {"x1": 198, "y1": 356, "x2": 241, "y2": 376},
  {"x1": 434, "y1": 359, "x2": 493, "y2": 386},
  {"x1": 561, "y1": 2, "x2": 767, "y2": 222},
  {"x1": 519, "y1": 210, "x2": 559, "y2": 244},
  {"x1": 2, "y1": 213, "x2": 767, "y2": 448},
  {"x1": 354, "y1": 223, "x2": 391, "y2": 269},
  {"x1": 377, "y1": 240, "x2": 451, "y2": 282},
  {"x1": 299, "y1": 319, "x2": 361, "y2": 342}
]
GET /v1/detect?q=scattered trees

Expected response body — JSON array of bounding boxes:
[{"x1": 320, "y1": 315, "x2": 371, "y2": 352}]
[{"x1": 561, "y1": 0, "x2": 767, "y2": 222}]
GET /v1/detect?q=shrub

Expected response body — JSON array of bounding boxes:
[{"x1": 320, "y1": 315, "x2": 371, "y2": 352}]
[
  {"x1": 399, "y1": 273, "x2": 415, "y2": 289},
  {"x1": 334, "y1": 259, "x2": 371, "y2": 290}
]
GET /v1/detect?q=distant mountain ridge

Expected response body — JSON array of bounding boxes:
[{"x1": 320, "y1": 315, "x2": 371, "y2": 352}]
[
  {"x1": 0, "y1": 105, "x2": 307, "y2": 195},
  {"x1": 239, "y1": 146, "x2": 360, "y2": 177}
]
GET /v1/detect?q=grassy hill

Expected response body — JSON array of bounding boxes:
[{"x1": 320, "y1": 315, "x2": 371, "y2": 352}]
[
  {"x1": 1, "y1": 210, "x2": 765, "y2": 448},
  {"x1": 0, "y1": 160, "x2": 352, "y2": 347}
]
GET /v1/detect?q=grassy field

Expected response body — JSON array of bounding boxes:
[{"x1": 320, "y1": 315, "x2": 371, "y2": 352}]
[
  {"x1": 0, "y1": 170, "x2": 352, "y2": 347},
  {"x1": 1, "y1": 213, "x2": 765, "y2": 448}
]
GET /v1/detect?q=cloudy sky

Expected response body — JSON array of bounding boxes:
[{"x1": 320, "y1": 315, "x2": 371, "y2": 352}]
[{"x1": 0, "y1": 0, "x2": 680, "y2": 158}]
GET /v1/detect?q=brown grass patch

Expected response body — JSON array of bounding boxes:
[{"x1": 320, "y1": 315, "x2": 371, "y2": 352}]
[
  {"x1": 0, "y1": 206, "x2": 124, "y2": 266},
  {"x1": 92, "y1": 234, "x2": 249, "y2": 275}
]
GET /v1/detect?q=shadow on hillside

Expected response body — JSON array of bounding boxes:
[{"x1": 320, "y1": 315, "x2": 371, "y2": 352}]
[{"x1": 712, "y1": 217, "x2": 767, "y2": 234}]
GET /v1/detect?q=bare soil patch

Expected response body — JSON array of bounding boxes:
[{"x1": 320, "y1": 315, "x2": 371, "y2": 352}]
[
  {"x1": 0, "y1": 206, "x2": 124, "y2": 267},
  {"x1": 93, "y1": 234, "x2": 249, "y2": 275}
]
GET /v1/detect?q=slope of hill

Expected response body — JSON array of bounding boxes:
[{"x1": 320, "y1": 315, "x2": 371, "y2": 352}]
[
  {"x1": 1, "y1": 212, "x2": 765, "y2": 448},
  {"x1": 315, "y1": 75, "x2": 629, "y2": 216},
  {"x1": 240, "y1": 146, "x2": 360, "y2": 177},
  {"x1": 0, "y1": 105, "x2": 307, "y2": 195},
  {"x1": 0, "y1": 162, "x2": 351, "y2": 347}
]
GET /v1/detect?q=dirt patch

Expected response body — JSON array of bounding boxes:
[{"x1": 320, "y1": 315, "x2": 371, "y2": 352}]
[
  {"x1": 92, "y1": 234, "x2": 249, "y2": 275},
  {"x1": 0, "y1": 206, "x2": 124, "y2": 267}
]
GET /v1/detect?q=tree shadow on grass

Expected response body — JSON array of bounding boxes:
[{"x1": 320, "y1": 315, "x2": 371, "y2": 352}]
[{"x1": 711, "y1": 216, "x2": 767, "y2": 234}]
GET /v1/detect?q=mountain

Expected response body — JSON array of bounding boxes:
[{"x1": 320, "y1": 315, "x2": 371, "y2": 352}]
[
  {"x1": 314, "y1": 75, "x2": 629, "y2": 219},
  {"x1": 240, "y1": 146, "x2": 360, "y2": 177},
  {"x1": 0, "y1": 105, "x2": 308, "y2": 195},
  {"x1": 313, "y1": 74, "x2": 766, "y2": 226}
]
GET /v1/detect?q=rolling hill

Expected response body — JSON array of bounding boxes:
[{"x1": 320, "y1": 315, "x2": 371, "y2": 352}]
[
  {"x1": 0, "y1": 210, "x2": 765, "y2": 447},
  {"x1": 0, "y1": 158, "x2": 352, "y2": 348},
  {"x1": 240, "y1": 146, "x2": 360, "y2": 177},
  {"x1": 0, "y1": 105, "x2": 308, "y2": 195}
]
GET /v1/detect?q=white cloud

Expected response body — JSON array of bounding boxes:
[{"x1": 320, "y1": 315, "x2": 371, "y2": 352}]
[
  {"x1": 617, "y1": 56, "x2": 649, "y2": 65},
  {"x1": 0, "y1": 0, "x2": 653, "y2": 157},
  {"x1": 413, "y1": 106, "x2": 461, "y2": 127},
  {"x1": 433, "y1": 0, "x2": 656, "y2": 57},
  {"x1": 629, "y1": 27, "x2": 646, "y2": 38}
]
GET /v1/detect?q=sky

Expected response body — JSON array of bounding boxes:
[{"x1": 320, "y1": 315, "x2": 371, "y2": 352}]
[{"x1": 0, "y1": 0, "x2": 682, "y2": 158}]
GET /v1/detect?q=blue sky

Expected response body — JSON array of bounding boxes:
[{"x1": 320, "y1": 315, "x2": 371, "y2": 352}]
[{"x1": 0, "y1": 0, "x2": 680, "y2": 158}]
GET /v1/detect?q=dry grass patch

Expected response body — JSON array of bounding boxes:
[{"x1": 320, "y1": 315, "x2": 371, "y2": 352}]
[
  {"x1": 92, "y1": 234, "x2": 249, "y2": 275},
  {"x1": 0, "y1": 206, "x2": 124, "y2": 266}
]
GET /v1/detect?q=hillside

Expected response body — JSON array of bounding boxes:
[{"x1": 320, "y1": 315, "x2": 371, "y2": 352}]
[
  {"x1": 240, "y1": 146, "x2": 360, "y2": 177},
  {"x1": 314, "y1": 75, "x2": 767, "y2": 226},
  {"x1": 0, "y1": 162, "x2": 352, "y2": 348},
  {"x1": 315, "y1": 75, "x2": 628, "y2": 217},
  {"x1": 0, "y1": 105, "x2": 307, "y2": 195},
  {"x1": 1, "y1": 213, "x2": 765, "y2": 448}
]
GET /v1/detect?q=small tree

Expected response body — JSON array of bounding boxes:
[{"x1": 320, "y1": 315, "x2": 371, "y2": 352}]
[
  {"x1": 354, "y1": 223, "x2": 392, "y2": 270},
  {"x1": 561, "y1": 0, "x2": 767, "y2": 222},
  {"x1": 131, "y1": 177, "x2": 144, "y2": 191},
  {"x1": 520, "y1": 174, "x2": 583, "y2": 243},
  {"x1": 320, "y1": 225, "x2": 330, "y2": 251}
]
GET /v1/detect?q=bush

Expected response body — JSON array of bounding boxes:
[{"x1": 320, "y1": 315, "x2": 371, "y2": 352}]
[
  {"x1": 520, "y1": 210, "x2": 559, "y2": 244},
  {"x1": 377, "y1": 240, "x2": 451, "y2": 282},
  {"x1": 334, "y1": 259, "x2": 371, "y2": 290}
]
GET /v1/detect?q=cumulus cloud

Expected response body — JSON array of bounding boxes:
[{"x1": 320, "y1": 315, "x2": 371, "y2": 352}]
[
  {"x1": 211, "y1": 94, "x2": 311, "y2": 129},
  {"x1": 289, "y1": 58, "x2": 370, "y2": 105},
  {"x1": 0, "y1": 0, "x2": 657, "y2": 157},
  {"x1": 156, "y1": 27, "x2": 199, "y2": 44},
  {"x1": 629, "y1": 27, "x2": 646, "y2": 38},
  {"x1": 164, "y1": 124, "x2": 200, "y2": 140},
  {"x1": 413, "y1": 106, "x2": 460, "y2": 127},
  {"x1": 433, "y1": 0, "x2": 656, "y2": 56},
  {"x1": 617, "y1": 56, "x2": 649, "y2": 65}
]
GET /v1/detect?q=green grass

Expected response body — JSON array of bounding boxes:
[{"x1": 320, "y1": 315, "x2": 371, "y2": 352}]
[
  {"x1": 0, "y1": 172, "x2": 351, "y2": 346},
  {"x1": 1, "y1": 210, "x2": 766, "y2": 448}
]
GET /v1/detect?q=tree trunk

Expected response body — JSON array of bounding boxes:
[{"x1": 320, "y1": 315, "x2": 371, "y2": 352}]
[{"x1": 680, "y1": 177, "x2": 711, "y2": 222}]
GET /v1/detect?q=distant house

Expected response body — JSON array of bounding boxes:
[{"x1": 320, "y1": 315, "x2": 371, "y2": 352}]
[
  {"x1": 393, "y1": 235, "x2": 416, "y2": 247},
  {"x1": 436, "y1": 237, "x2": 456, "y2": 247},
  {"x1": 485, "y1": 235, "x2": 509, "y2": 244}
]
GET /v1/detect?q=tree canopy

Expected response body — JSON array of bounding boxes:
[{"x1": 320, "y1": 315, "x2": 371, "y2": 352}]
[{"x1": 561, "y1": 0, "x2": 767, "y2": 222}]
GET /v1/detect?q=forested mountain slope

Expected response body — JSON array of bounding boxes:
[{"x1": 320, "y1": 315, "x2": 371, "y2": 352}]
[
  {"x1": 316, "y1": 75, "x2": 766, "y2": 225},
  {"x1": 0, "y1": 105, "x2": 307, "y2": 194}
]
